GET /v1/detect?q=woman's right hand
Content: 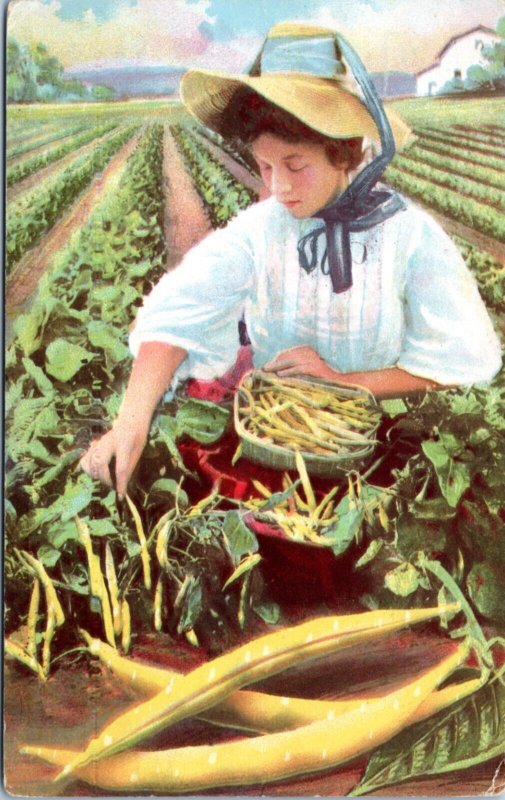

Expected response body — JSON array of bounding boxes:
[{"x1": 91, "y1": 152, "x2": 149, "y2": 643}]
[
  {"x1": 79, "y1": 419, "x2": 149, "y2": 499},
  {"x1": 80, "y1": 341, "x2": 188, "y2": 498}
]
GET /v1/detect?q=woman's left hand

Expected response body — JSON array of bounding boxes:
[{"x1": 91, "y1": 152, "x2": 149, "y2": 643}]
[{"x1": 263, "y1": 345, "x2": 337, "y2": 380}]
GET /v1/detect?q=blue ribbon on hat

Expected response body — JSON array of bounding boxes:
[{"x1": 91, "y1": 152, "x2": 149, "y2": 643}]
[{"x1": 259, "y1": 33, "x2": 405, "y2": 294}]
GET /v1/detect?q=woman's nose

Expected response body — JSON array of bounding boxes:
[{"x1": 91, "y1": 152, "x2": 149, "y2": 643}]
[{"x1": 271, "y1": 169, "x2": 292, "y2": 196}]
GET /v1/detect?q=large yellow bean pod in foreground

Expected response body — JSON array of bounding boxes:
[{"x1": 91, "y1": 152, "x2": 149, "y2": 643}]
[
  {"x1": 22, "y1": 644, "x2": 468, "y2": 794},
  {"x1": 53, "y1": 605, "x2": 458, "y2": 782},
  {"x1": 82, "y1": 631, "x2": 480, "y2": 735}
]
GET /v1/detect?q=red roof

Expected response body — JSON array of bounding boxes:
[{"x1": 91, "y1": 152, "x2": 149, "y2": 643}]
[{"x1": 416, "y1": 25, "x2": 497, "y2": 77}]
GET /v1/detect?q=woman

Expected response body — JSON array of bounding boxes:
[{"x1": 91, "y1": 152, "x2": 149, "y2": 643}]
[{"x1": 81, "y1": 21, "x2": 501, "y2": 496}]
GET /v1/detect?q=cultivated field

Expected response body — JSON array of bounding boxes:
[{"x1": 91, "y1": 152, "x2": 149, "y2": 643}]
[{"x1": 4, "y1": 96, "x2": 505, "y2": 797}]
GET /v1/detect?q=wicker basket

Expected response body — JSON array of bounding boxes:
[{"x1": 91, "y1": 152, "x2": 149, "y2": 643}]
[{"x1": 234, "y1": 371, "x2": 381, "y2": 478}]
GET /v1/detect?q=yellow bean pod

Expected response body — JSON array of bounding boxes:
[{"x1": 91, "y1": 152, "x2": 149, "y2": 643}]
[
  {"x1": 19, "y1": 551, "x2": 65, "y2": 628},
  {"x1": 42, "y1": 605, "x2": 57, "y2": 678},
  {"x1": 52, "y1": 604, "x2": 460, "y2": 782},
  {"x1": 105, "y1": 544, "x2": 122, "y2": 638},
  {"x1": 83, "y1": 631, "x2": 479, "y2": 734},
  {"x1": 23, "y1": 644, "x2": 468, "y2": 793},
  {"x1": 5, "y1": 639, "x2": 46, "y2": 681},
  {"x1": 121, "y1": 597, "x2": 131, "y2": 654},
  {"x1": 26, "y1": 578, "x2": 41, "y2": 659},
  {"x1": 125, "y1": 495, "x2": 151, "y2": 591},
  {"x1": 153, "y1": 576, "x2": 163, "y2": 632}
]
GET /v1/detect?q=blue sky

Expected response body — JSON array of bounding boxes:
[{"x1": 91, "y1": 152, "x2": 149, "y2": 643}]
[
  {"x1": 8, "y1": 0, "x2": 505, "y2": 72},
  {"x1": 39, "y1": 0, "x2": 137, "y2": 22}
]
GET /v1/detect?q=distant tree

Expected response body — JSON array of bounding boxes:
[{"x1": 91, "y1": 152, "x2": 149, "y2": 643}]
[
  {"x1": 60, "y1": 78, "x2": 89, "y2": 98},
  {"x1": 91, "y1": 84, "x2": 116, "y2": 101},
  {"x1": 6, "y1": 36, "x2": 91, "y2": 103},
  {"x1": 6, "y1": 37, "x2": 38, "y2": 102},
  {"x1": 468, "y1": 16, "x2": 505, "y2": 91},
  {"x1": 30, "y1": 42, "x2": 64, "y2": 89}
]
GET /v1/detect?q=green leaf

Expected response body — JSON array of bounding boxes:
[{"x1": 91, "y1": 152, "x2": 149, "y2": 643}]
[
  {"x1": 325, "y1": 494, "x2": 364, "y2": 556},
  {"x1": 22, "y1": 357, "x2": 55, "y2": 396},
  {"x1": 57, "y1": 478, "x2": 94, "y2": 522},
  {"x1": 223, "y1": 510, "x2": 259, "y2": 563},
  {"x1": 384, "y1": 562, "x2": 421, "y2": 597},
  {"x1": 466, "y1": 562, "x2": 505, "y2": 625},
  {"x1": 256, "y1": 480, "x2": 301, "y2": 512},
  {"x1": 47, "y1": 520, "x2": 80, "y2": 549},
  {"x1": 380, "y1": 398, "x2": 408, "y2": 417},
  {"x1": 422, "y1": 439, "x2": 471, "y2": 507},
  {"x1": 422, "y1": 439, "x2": 450, "y2": 469},
  {"x1": 87, "y1": 320, "x2": 130, "y2": 366},
  {"x1": 396, "y1": 512, "x2": 447, "y2": 560},
  {"x1": 351, "y1": 679, "x2": 505, "y2": 797},
  {"x1": 354, "y1": 538, "x2": 383, "y2": 569},
  {"x1": 148, "y1": 479, "x2": 189, "y2": 508},
  {"x1": 175, "y1": 399, "x2": 230, "y2": 444},
  {"x1": 253, "y1": 600, "x2": 281, "y2": 625},
  {"x1": 88, "y1": 518, "x2": 118, "y2": 537},
  {"x1": 45, "y1": 338, "x2": 93, "y2": 382},
  {"x1": 174, "y1": 575, "x2": 202, "y2": 633},
  {"x1": 37, "y1": 544, "x2": 61, "y2": 568}
]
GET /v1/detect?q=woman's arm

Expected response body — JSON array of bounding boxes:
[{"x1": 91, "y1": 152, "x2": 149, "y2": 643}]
[
  {"x1": 264, "y1": 345, "x2": 442, "y2": 398},
  {"x1": 80, "y1": 342, "x2": 187, "y2": 497}
]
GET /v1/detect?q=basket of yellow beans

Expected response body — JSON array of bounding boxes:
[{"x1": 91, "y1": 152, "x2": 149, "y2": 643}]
[{"x1": 234, "y1": 371, "x2": 382, "y2": 478}]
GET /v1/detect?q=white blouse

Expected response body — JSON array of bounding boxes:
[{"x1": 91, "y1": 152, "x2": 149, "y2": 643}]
[{"x1": 129, "y1": 196, "x2": 502, "y2": 388}]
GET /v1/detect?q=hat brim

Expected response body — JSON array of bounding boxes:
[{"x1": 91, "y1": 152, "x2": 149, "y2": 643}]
[{"x1": 180, "y1": 69, "x2": 413, "y2": 150}]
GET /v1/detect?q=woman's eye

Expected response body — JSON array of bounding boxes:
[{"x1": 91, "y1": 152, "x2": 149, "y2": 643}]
[{"x1": 288, "y1": 164, "x2": 307, "y2": 173}]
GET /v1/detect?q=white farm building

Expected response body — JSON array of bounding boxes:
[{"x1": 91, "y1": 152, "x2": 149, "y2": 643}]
[{"x1": 416, "y1": 25, "x2": 499, "y2": 96}]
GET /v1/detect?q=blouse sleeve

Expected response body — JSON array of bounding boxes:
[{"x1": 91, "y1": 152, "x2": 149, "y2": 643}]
[
  {"x1": 397, "y1": 211, "x2": 502, "y2": 386},
  {"x1": 129, "y1": 209, "x2": 256, "y2": 383}
]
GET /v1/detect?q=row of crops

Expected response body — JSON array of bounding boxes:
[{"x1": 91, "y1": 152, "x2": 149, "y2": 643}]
[
  {"x1": 170, "y1": 123, "x2": 258, "y2": 226},
  {"x1": 6, "y1": 124, "x2": 140, "y2": 275},
  {"x1": 385, "y1": 124, "x2": 505, "y2": 242},
  {"x1": 6, "y1": 121, "x2": 119, "y2": 187}
]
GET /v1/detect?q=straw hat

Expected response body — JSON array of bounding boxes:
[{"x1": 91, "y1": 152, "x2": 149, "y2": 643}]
[{"x1": 180, "y1": 22, "x2": 412, "y2": 149}]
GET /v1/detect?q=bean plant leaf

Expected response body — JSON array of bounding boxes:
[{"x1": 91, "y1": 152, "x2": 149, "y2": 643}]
[
  {"x1": 380, "y1": 398, "x2": 408, "y2": 417},
  {"x1": 45, "y1": 339, "x2": 93, "y2": 382},
  {"x1": 175, "y1": 399, "x2": 230, "y2": 444},
  {"x1": 22, "y1": 357, "x2": 55, "y2": 396},
  {"x1": 326, "y1": 494, "x2": 365, "y2": 556},
  {"x1": 223, "y1": 510, "x2": 259, "y2": 562},
  {"x1": 466, "y1": 563, "x2": 505, "y2": 625},
  {"x1": 253, "y1": 600, "x2": 281, "y2": 625},
  {"x1": 354, "y1": 538, "x2": 383, "y2": 569},
  {"x1": 37, "y1": 544, "x2": 62, "y2": 568},
  {"x1": 87, "y1": 320, "x2": 130, "y2": 366},
  {"x1": 421, "y1": 439, "x2": 471, "y2": 507},
  {"x1": 384, "y1": 562, "x2": 421, "y2": 597},
  {"x1": 147, "y1": 479, "x2": 189, "y2": 508},
  {"x1": 350, "y1": 678, "x2": 505, "y2": 796},
  {"x1": 174, "y1": 575, "x2": 202, "y2": 633},
  {"x1": 257, "y1": 480, "x2": 301, "y2": 512}
]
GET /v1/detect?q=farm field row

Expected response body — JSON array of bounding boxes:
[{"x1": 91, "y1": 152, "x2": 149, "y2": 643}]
[
  {"x1": 6, "y1": 124, "x2": 139, "y2": 274},
  {"x1": 7, "y1": 121, "x2": 119, "y2": 188}
]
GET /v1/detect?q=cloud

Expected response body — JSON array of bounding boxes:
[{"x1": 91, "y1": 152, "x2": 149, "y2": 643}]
[
  {"x1": 7, "y1": 0, "x2": 504, "y2": 72},
  {"x1": 7, "y1": 0, "x2": 213, "y2": 65},
  {"x1": 38, "y1": 0, "x2": 138, "y2": 23}
]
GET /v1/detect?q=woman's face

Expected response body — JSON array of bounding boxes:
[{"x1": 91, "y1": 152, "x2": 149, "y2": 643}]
[{"x1": 252, "y1": 132, "x2": 349, "y2": 218}]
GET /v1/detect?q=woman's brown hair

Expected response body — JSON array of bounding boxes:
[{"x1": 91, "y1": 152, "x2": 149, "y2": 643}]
[{"x1": 218, "y1": 86, "x2": 364, "y2": 170}]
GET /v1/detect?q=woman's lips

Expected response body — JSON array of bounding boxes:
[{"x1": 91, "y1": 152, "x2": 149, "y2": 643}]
[{"x1": 282, "y1": 200, "x2": 300, "y2": 208}]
